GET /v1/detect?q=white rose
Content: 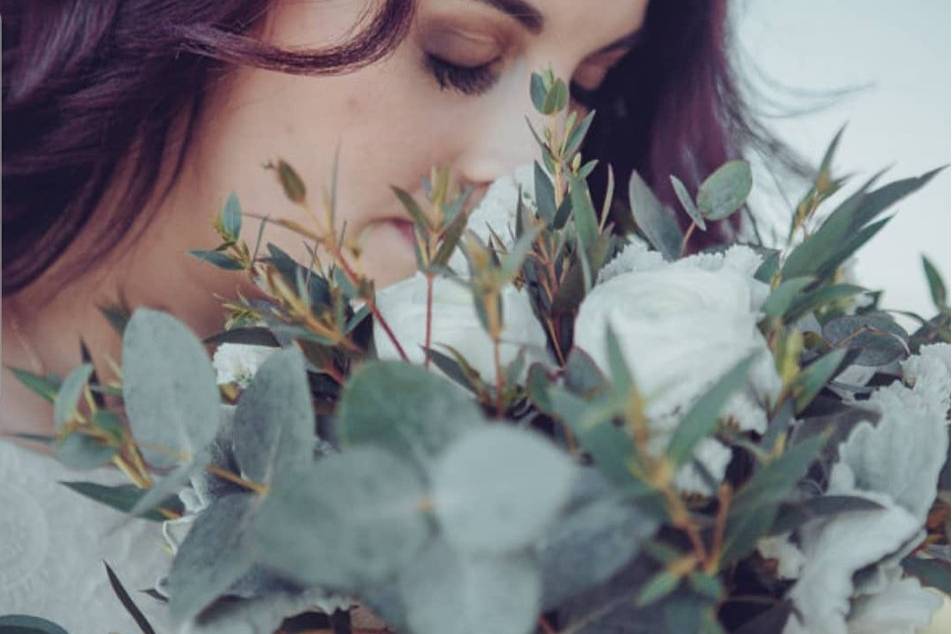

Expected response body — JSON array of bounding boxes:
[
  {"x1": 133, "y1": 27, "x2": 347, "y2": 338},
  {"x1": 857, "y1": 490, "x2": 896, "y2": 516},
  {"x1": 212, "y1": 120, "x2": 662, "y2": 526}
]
[
  {"x1": 574, "y1": 243, "x2": 781, "y2": 493},
  {"x1": 374, "y1": 272, "x2": 549, "y2": 381},
  {"x1": 212, "y1": 343, "x2": 279, "y2": 388}
]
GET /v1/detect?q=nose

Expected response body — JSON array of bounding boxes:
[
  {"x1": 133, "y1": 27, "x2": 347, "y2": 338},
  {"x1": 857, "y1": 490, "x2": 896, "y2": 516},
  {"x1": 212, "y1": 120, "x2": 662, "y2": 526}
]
[{"x1": 453, "y1": 58, "x2": 576, "y2": 190}]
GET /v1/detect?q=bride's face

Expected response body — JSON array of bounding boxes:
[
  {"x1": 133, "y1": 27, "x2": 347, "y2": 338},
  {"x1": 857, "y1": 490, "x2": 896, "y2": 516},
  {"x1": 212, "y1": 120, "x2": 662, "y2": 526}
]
[{"x1": 163, "y1": 0, "x2": 648, "y2": 292}]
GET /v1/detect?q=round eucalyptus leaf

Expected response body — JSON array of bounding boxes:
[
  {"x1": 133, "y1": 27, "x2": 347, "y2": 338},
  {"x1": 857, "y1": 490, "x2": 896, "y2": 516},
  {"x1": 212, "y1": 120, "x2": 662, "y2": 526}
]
[
  {"x1": 433, "y1": 426, "x2": 577, "y2": 553},
  {"x1": 255, "y1": 447, "x2": 431, "y2": 590},
  {"x1": 538, "y1": 478, "x2": 659, "y2": 609},
  {"x1": 53, "y1": 363, "x2": 93, "y2": 430},
  {"x1": 234, "y1": 347, "x2": 314, "y2": 484},
  {"x1": 337, "y1": 361, "x2": 485, "y2": 476},
  {"x1": 54, "y1": 431, "x2": 116, "y2": 470},
  {"x1": 697, "y1": 160, "x2": 753, "y2": 220},
  {"x1": 401, "y1": 538, "x2": 541, "y2": 634},
  {"x1": 822, "y1": 313, "x2": 909, "y2": 366},
  {"x1": 167, "y1": 492, "x2": 259, "y2": 624},
  {"x1": 122, "y1": 309, "x2": 221, "y2": 469}
]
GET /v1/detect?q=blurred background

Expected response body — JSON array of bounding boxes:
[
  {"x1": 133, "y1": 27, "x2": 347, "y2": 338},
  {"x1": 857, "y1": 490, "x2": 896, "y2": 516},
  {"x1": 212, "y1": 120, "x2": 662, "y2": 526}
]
[{"x1": 735, "y1": 0, "x2": 950, "y2": 319}]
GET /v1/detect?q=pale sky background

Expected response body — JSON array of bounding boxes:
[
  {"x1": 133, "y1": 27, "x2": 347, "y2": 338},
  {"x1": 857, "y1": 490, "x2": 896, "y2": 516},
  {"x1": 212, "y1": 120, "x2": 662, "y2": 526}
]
[{"x1": 733, "y1": 0, "x2": 951, "y2": 319}]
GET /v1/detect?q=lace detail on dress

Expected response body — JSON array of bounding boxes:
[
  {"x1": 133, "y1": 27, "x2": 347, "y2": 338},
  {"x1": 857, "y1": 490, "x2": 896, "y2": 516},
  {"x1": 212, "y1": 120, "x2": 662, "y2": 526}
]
[{"x1": 0, "y1": 439, "x2": 174, "y2": 634}]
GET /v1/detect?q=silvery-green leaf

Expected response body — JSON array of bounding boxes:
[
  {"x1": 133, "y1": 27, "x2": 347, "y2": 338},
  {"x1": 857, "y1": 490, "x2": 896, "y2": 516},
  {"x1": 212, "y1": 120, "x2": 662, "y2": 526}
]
[
  {"x1": 168, "y1": 493, "x2": 259, "y2": 623},
  {"x1": 221, "y1": 192, "x2": 242, "y2": 241},
  {"x1": 54, "y1": 431, "x2": 116, "y2": 470},
  {"x1": 130, "y1": 449, "x2": 211, "y2": 518},
  {"x1": 697, "y1": 160, "x2": 752, "y2": 220},
  {"x1": 53, "y1": 363, "x2": 93, "y2": 430},
  {"x1": 538, "y1": 470, "x2": 659, "y2": 609},
  {"x1": 401, "y1": 537, "x2": 541, "y2": 634},
  {"x1": 628, "y1": 170, "x2": 682, "y2": 261},
  {"x1": 60, "y1": 480, "x2": 181, "y2": 522},
  {"x1": 838, "y1": 378, "x2": 948, "y2": 524},
  {"x1": 761, "y1": 277, "x2": 814, "y2": 319},
  {"x1": 822, "y1": 313, "x2": 909, "y2": 366},
  {"x1": 433, "y1": 426, "x2": 576, "y2": 553},
  {"x1": 669, "y1": 175, "x2": 706, "y2": 230},
  {"x1": 178, "y1": 585, "x2": 346, "y2": 634},
  {"x1": 783, "y1": 466, "x2": 921, "y2": 634},
  {"x1": 122, "y1": 309, "x2": 221, "y2": 469},
  {"x1": 233, "y1": 347, "x2": 314, "y2": 484},
  {"x1": 336, "y1": 362, "x2": 485, "y2": 476},
  {"x1": 255, "y1": 447, "x2": 430, "y2": 590}
]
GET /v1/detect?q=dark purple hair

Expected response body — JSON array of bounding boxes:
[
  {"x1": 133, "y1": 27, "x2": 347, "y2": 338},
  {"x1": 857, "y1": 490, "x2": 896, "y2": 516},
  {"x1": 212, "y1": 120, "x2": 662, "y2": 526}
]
[{"x1": 2, "y1": 0, "x2": 807, "y2": 297}]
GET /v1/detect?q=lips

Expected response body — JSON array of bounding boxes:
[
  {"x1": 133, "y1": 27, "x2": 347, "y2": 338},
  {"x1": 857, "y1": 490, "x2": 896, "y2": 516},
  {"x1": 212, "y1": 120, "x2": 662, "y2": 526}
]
[{"x1": 388, "y1": 218, "x2": 416, "y2": 247}]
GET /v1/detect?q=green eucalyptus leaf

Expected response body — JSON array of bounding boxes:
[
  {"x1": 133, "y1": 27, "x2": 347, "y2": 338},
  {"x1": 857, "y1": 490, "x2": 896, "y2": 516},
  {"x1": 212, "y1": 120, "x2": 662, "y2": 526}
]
[
  {"x1": 167, "y1": 493, "x2": 259, "y2": 624},
  {"x1": 337, "y1": 361, "x2": 485, "y2": 476},
  {"x1": 570, "y1": 175, "x2": 599, "y2": 258},
  {"x1": 922, "y1": 255, "x2": 948, "y2": 310},
  {"x1": 433, "y1": 426, "x2": 577, "y2": 553},
  {"x1": 122, "y1": 309, "x2": 221, "y2": 469},
  {"x1": 794, "y1": 348, "x2": 849, "y2": 412},
  {"x1": 720, "y1": 433, "x2": 828, "y2": 564},
  {"x1": 272, "y1": 159, "x2": 307, "y2": 204},
  {"x1": 628, "y1": 170, "x2": 682, "y2": 260},
  {"x1": 782, "y1": 167, "x2": 944, "y2": 280},
  {"x1": 769, "y1": 494, "x2": 884, "y2": 536},
  {"x1": 565, "y1": 110, "x2": 597, "y2": 159},
  {"x1": 53, "y1": 363, "x2": 93, "y2": 430},
  {"x1": 221, "y1": 192, "x2": 242, "y2": 241},
  {"x1": 666, "y1": 355, "x2": 757, "y2": 469},
  {"x1": 697, "y1": 160, "x2": 752, "y2": 220},
  {"x1": 635, "y1": 569, "x2": 681, "y2": 607},
  {"x1": 54, "y1": 432, "x2": 116, "y2": 470},
  {"x1": 822, "y1": 313, "x2": 908, "y2": 366},
  {"x1": 189, "y1": 249, "x2": 243, "y2": 271},
  {"x1": 534, "y1": 161, "x2": 557, "y2": 225},
  {"x1": 401, "y1": 538, "x2": 541, "y2": 634},
  {"x1": 129, "y1": 450, "x2": 211, "y2": 518},
  {"x1": 669, "y1": 175, "x2": 706, "y2": 231},
  {"x1": 530, "y1": 72, "x2": 548, "y2": 113},
  {"x1": 233, "y1": 347, "x2": 314, "y2": 484},
  {"x1": 784, "y1": 283, "x2": 868, "y2": 323},
  {"x1": 538, "y1": 470, "x2": 658, "y2": 609},
  {"x1": 60, "y1": 480, "x2": 182, "y2": 522},
  {"x1": 761, "y1": 277, "x2": 815, "y2": 319},
  {"x1": 255, "y1": 447, "x2": 430, "y2": 589},
  {"x1": 9, "y1": 367, "x2": 61, "y2": 403}
]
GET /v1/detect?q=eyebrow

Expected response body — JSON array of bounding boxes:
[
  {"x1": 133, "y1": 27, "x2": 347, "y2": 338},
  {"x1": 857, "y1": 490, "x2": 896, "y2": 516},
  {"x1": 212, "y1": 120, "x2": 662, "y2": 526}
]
[{"x1": 471, "y1": 0, "x2": 643, "y2": 53}]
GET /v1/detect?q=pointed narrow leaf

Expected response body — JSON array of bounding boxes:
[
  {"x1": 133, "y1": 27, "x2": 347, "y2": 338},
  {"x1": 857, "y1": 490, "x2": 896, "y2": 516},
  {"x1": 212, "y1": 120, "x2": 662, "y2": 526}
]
[
  {"x1": 670, "y1": 175, "x2": 706, "y2": 230},
  {"x1": 628, "y1": 170, "x2": 682, "y2": 260},
  {"x1": 761, "y1": 277, "x2": 814, "y2": 319},
  {"x1": 667, "y1": 355, "x2": 757, "y2": 469}
]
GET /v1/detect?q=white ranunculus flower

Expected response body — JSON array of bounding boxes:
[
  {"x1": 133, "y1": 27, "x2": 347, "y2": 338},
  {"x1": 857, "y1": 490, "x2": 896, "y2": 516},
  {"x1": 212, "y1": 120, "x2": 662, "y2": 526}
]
[
  {"x1": 212, "y1": 343, "x2": 279, "y2": 388},
  {"x1": 374, "y1": 272, "x2": 549, "y2": 381},
  {"x1": 756, "y1": 532, "x2": 806, "y2": 579},
  {"x1": 574, "y1": 243, "x2": 781, "y2": 493}
]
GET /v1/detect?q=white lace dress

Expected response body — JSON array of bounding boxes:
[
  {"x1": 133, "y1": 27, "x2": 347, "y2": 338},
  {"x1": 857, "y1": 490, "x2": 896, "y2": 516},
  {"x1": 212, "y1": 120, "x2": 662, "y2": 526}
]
[{"x1": 0, "y1": 438, "x2": 174, "y2": 634}]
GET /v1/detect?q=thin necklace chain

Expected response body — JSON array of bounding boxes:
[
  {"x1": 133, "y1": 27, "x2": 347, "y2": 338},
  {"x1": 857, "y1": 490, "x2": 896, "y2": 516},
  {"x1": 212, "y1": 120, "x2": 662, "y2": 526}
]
[{"x1": 6, "y1": 305, "x2": 45, "y2": 376}]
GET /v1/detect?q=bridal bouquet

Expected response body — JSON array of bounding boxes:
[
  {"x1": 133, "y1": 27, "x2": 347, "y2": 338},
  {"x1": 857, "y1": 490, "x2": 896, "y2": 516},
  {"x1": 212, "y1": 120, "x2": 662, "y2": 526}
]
[{"x1": 10, "y1": 69, "x2": 950, "y2": 634}]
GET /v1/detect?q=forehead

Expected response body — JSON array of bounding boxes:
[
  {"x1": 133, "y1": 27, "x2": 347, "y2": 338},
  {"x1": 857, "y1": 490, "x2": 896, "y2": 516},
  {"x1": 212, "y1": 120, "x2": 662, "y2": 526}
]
[{"x1": 422, "y1": 0, "x2": 650, "y2": 43}]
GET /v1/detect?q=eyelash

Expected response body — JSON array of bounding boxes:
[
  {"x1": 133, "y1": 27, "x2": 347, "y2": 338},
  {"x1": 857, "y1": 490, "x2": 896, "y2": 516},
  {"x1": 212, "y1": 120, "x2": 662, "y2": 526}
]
[
  {"x1": 424, "y1": 54, "x2": 499, "y2": 96},
  {"x1": 424, "y1": 53, "x2": 605, "y2": 107}
]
